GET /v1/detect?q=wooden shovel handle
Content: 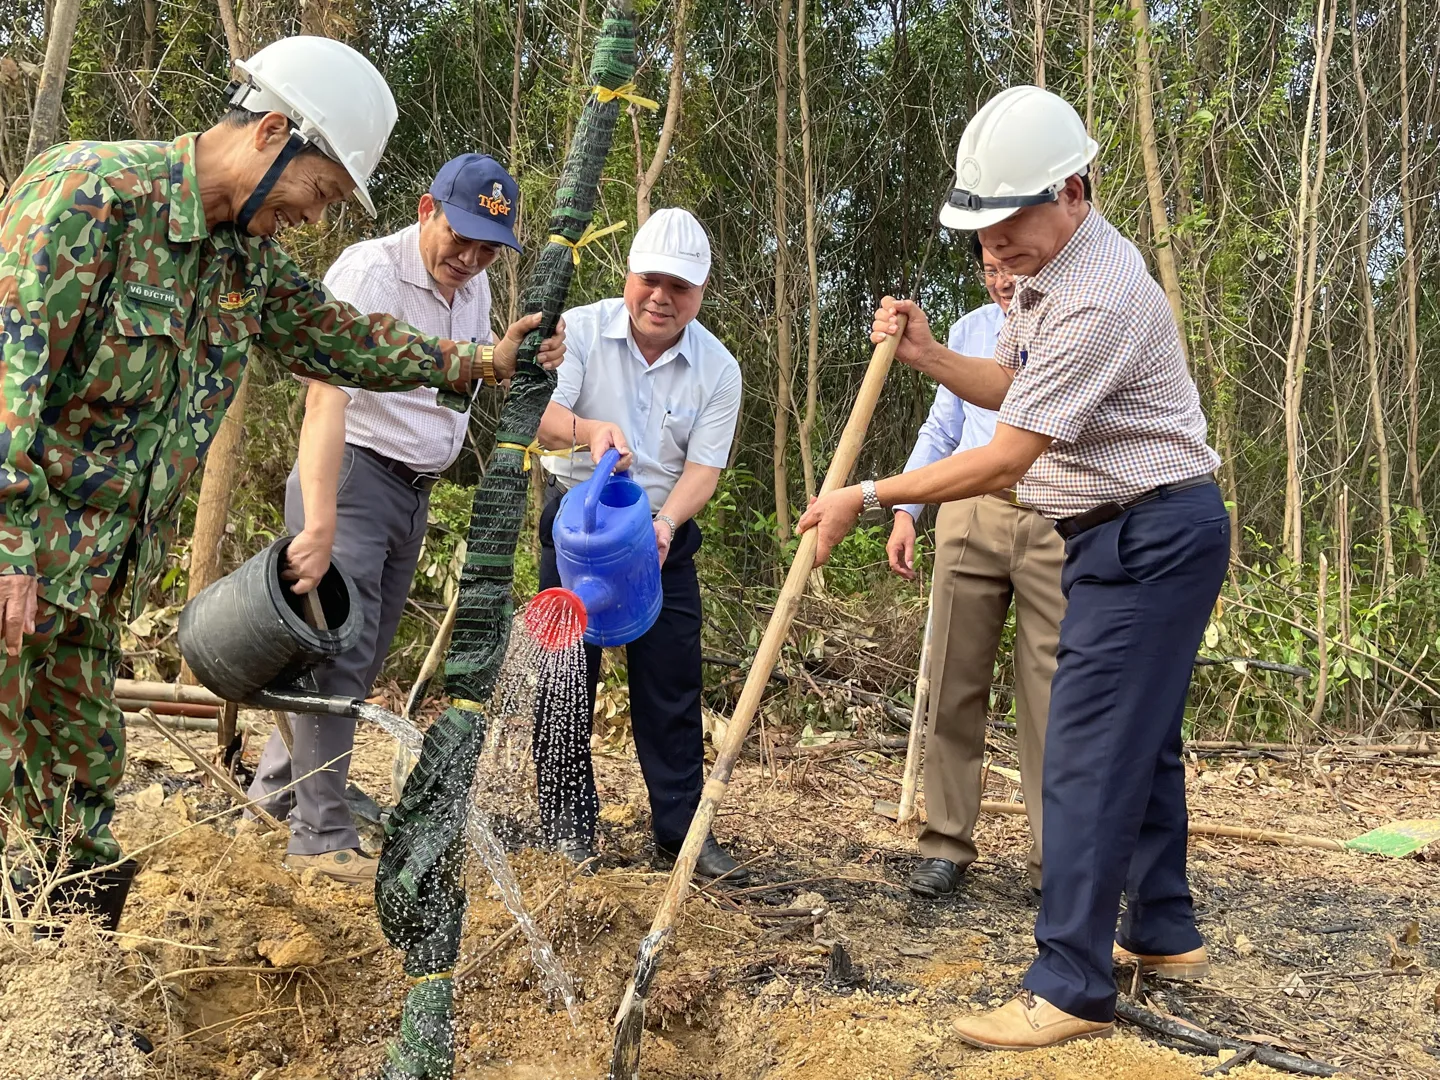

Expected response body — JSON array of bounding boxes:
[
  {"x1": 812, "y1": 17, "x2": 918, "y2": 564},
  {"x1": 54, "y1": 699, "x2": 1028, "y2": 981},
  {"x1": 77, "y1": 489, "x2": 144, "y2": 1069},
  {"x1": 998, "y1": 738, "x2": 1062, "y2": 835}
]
[{"x1": 616, "y1": 317, "x2": 908, "y2": 1019}]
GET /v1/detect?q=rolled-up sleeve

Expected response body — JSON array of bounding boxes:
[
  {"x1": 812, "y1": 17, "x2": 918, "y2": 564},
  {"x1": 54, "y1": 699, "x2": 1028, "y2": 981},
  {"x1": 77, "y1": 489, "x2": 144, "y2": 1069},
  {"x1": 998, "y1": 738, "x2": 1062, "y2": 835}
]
[{"x1": 998, "y1": 303, "x2": 1134, "y2": 443}]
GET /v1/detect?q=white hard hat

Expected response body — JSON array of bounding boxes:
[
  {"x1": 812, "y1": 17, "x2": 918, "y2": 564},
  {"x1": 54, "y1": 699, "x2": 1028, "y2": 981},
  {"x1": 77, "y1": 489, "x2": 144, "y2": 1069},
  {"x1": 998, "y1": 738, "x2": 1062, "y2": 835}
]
[
  {"x1": 230, "y1": 36, "x2": 398, "y2": 216},
  {"x1": 939, "y1": 85, "x2": 1099, "y2": 231},
  {"x1": 628, "y1": 208, "x2": 712, "y2": 286}
]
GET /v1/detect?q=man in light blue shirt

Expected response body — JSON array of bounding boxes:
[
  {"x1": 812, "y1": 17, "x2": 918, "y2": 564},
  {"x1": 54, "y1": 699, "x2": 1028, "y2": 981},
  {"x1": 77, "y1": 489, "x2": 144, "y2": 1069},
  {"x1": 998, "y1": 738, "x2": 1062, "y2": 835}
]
[
  {"x1": 534, "y1": 209, "x2": 746, "y2": 882},
  {"x1": 888, "y1": 238, "x2": 1065, "y2": 901}
]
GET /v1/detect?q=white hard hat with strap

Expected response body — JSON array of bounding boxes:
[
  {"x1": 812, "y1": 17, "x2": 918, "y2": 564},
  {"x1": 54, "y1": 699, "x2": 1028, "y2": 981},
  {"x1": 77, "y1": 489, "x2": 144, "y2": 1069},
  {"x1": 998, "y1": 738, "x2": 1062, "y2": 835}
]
[
  {"x1": 227, "y1": 35, "x2": 398, "y2": 223},
  {"x1": 940, "y1": 85, "x2": 1099, "y2": 232}
]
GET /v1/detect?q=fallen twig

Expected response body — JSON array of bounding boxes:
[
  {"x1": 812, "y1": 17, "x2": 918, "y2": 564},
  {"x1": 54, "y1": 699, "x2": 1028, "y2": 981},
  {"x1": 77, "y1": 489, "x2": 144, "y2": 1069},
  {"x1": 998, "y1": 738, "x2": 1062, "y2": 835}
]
[
  {"x1": 1114, "y1": 1000, "x2": 1339, "y2": 1076},
  {"x1": 1202, "y1": 1045, "x2": 1256, "y2": 1076},
  {"x1": 454, "y1": 858, "x2": 595, "y2": 981},
  {"x1": 136, "y1": 708, "x2": 285, "y2": 832}
]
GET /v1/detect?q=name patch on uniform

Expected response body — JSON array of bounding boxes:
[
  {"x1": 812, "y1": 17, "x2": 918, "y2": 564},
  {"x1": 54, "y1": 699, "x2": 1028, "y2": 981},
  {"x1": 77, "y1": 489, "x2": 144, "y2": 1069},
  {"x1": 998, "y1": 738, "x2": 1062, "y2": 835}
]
[
  {"x1": 218, "y1": 287, "x2": 259, "y2": 312},
  {"x1": 125, "y1": 281, "x2": 179, "y2": 309}
]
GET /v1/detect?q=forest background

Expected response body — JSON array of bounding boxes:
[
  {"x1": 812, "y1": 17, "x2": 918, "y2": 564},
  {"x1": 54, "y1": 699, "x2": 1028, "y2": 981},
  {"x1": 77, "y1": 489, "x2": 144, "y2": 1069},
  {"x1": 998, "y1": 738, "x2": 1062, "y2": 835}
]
[{"x1": 2, "y1": 0, "x2": 1438, "y2": 744}]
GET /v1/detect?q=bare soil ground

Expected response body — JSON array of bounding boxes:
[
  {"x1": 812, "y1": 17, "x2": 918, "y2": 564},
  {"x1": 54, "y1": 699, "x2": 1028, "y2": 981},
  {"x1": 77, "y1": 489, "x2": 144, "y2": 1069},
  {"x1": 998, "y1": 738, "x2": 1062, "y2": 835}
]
[{"x1": 4, "y1": 705, "x2": 1437, "y2": 1080}]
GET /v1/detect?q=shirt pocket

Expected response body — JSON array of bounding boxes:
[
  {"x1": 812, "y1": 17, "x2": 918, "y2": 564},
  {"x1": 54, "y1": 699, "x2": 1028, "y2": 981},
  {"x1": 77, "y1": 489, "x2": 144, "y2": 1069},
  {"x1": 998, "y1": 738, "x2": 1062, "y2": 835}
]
[
  {"x1": 32, "y1": 433, "x2": 142, "y2": 514},
  {"x1": 90, "y1": 284, "x2": 185, "y2": 409},
  {"x1": 658, "y1": 404, "x2": 698, "y2": 474}
]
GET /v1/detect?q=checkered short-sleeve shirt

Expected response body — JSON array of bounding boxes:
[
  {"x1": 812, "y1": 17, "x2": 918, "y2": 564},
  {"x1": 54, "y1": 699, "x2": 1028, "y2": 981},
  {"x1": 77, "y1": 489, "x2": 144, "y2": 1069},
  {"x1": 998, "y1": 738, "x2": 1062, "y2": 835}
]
[{"x1": 995, "y1": 209, "x2": 1220, "y2": 518}]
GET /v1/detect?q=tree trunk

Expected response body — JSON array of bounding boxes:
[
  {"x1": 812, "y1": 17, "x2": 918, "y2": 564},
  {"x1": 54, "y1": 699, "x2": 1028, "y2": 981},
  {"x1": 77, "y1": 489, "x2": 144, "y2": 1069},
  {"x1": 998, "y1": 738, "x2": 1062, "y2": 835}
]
[
  {"x1": 1128, "y1": 0, "x2": 1185, "y2": 344},
  {"x1": 636, "y1": 0, "x2": 689, "y2": 226},
  {"x1": 216, "y1": 0, "x2": 246, "y2": 74},
  {"x1": 796, "y1": 0, "x2": 819, "y2": 501},
  {"x1": 1280, "y1": 0, "x2": 1335, "y2": 565},
  {"x1": 1350, "y1": 0, "x2": 1395, "y2": 585},
  {"x1": 1397, "y1": 0, "x2": 1427, "y2": 562},
  {"x1": 1201, "y1": 311, "x2": 1240, "y2": 569},
  {"x1": 772, "y1": 0, "x2": 793, "y2": 542},
  {"x1": 1033, "y1": 0, "x2": 1046, "y2": 87},
  {"x1": 179, "y1": 369, "x2": 255, "y2": 683},
  {"x1": 564, "y1": 0, "x2": 587, "y2": 147},
  {"x1": 506, "y1": 0, "x2": 526, "y2": 326},
  {"x1": 1085, "y1": 0, "x2": 1097, "y2": 199},
  {"x1": 25, "y1": 0, "x2": 83, "y2": 162}
]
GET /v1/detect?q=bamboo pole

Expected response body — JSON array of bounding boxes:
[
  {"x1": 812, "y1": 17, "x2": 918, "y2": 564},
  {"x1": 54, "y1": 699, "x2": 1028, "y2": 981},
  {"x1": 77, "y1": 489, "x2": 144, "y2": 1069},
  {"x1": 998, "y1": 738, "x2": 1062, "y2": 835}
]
[
  {"x1": 895, "y1": 592, "x2": 934, "y2": 832},
  {"x1": 115, "y1": 679, "x2": 227, "y2": 707},
  {"x1": 122, "y1": 711, "x2": 265, "y2": 734},
  {"x1": 135, "y1": 709, "x2": 284, "y2": 831},
  {"x1": 609, "y1": 320, "x2": 905, "y2": 1078}
]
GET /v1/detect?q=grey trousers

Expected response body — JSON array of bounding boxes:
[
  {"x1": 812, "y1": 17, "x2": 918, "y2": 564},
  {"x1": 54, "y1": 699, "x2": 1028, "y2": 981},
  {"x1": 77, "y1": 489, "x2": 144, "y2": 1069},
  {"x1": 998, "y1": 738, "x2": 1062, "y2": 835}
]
[{"x1": 246, "y1": 445, "x2": 430, "y2": 855}]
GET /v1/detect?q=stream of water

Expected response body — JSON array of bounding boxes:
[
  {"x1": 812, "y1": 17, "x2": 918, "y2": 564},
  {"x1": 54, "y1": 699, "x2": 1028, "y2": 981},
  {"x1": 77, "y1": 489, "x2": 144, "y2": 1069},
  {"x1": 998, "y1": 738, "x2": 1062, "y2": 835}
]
[{"x1": 353, "y1": 599, "x2": 589, "y2": 1026}]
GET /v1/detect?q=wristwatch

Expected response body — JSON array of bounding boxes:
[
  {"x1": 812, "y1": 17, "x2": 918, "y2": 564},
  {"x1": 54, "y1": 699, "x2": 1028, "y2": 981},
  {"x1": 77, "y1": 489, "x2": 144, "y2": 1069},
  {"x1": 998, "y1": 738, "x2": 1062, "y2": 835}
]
[
  {"x1": 860, "y1": 479, "x2": 883, "y2": 518},
  {"x1": 655, "y1": 512, "x2": 678, "y2": 539},
  {"x1": 478, "y1": 345, "x2": 498, "y2": 386}
]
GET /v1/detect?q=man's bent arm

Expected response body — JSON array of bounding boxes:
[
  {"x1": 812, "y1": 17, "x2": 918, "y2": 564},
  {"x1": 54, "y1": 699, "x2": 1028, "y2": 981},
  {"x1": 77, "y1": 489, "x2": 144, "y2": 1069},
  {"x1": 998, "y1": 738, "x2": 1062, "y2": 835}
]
[
  {"x1": 911, "y1": 340, "x2": 1015, "y2": 412},
  {"x1": 874, "y1": 425, "x2": 1052, "y2": 508},
  {"x1": 658, "y1": 462, "x2": 721, "y2": 528},
  {"x1": 296, "y1": 382, "x2": 350, "y2": 544},
  {"x1": 538, "y1": 401, "x2": 608, "y2": 451},
  {"x1": 258, "y1": 245, "x2": 475, "y2": 403}
]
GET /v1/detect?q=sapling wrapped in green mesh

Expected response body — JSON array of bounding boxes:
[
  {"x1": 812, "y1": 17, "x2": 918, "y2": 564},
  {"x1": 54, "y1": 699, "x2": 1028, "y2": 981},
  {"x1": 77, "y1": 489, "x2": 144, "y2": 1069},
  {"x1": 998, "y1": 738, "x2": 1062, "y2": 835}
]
[{"x1": 374, "y1": 4, "x2": 637, "y2": 1076}]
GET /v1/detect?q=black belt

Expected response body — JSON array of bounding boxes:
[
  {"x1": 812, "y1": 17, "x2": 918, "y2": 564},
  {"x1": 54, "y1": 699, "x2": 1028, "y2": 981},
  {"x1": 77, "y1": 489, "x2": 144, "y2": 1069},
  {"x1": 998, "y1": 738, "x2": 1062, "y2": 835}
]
[
  {"x1": 356, "y1": 445, "x2": 440, "y2": 491},
  {"x1": 1054, "y1": 474, "x2": 1216, "y2": 540}
]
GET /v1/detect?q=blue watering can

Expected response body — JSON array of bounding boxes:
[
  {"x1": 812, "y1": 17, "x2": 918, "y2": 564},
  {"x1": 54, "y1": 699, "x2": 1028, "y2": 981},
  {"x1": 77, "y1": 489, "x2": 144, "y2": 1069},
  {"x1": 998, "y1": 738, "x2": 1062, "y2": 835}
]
[{"x1": 526, "y1": 447, "x2": 663, "y2": 650}]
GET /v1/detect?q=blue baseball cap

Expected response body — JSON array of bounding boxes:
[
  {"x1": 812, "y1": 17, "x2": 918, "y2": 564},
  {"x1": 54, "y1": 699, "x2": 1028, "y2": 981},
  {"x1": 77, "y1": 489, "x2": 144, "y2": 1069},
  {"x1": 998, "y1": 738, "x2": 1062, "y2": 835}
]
[{"x1": 429, "y1": 154, "x2": 522, "y2": 252}]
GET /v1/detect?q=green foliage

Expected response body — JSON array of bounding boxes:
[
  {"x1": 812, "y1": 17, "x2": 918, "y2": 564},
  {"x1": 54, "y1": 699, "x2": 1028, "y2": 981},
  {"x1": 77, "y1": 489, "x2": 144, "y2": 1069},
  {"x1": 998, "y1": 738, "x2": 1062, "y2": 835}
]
[{"x1": 10, "y1": 0, "x2": 1437, "y2": 739}]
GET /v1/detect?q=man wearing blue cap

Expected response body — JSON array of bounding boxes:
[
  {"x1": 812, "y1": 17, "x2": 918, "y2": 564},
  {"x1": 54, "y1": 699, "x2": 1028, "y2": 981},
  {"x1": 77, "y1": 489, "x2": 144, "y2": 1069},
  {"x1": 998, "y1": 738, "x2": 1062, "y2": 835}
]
[{"x1": 248, "y1": 154, "x2": 566, "y2": 885}]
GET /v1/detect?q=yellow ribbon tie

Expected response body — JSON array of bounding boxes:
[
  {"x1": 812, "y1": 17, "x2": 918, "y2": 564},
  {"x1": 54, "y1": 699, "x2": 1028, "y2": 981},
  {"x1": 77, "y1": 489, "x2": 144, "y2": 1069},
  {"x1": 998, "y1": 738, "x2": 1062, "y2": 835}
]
[
  {"x1": 448, "y1": 697, "x2": 487, "y2": 714},
  {"x1": 411, "y1": 970, "x2": 454, "y2": 985},
  {"x1": 592, "y1": 82, "x2": 660, "y2": 111},
  {"x1": 495, "y1": 440, "x2": 591, "y2": 473},
  {"x1": 548, "y1": 220, "x2": 629, "y2": 268}
]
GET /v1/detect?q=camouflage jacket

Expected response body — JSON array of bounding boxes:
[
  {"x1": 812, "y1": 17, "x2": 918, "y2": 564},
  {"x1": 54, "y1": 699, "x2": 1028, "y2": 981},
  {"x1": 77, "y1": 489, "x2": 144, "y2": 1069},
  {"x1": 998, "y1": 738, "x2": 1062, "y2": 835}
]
[{"x1": 0, "y1": 135, "x2": 478, "y2": 619}]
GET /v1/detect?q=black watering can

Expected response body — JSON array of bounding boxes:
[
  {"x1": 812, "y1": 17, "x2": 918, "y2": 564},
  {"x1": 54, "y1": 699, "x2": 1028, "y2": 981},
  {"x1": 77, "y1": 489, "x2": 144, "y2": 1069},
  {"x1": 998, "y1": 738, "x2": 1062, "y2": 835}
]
[{"x1": 178, "y1": 536, "x2": 366, "y2": 717}]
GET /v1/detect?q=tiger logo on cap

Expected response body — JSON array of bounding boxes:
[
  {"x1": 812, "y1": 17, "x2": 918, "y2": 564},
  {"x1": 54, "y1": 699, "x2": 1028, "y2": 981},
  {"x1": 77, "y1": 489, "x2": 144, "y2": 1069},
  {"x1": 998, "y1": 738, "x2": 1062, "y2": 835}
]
[{"x1": 477, "y1": 181, "x2": 511, "y2": 219}]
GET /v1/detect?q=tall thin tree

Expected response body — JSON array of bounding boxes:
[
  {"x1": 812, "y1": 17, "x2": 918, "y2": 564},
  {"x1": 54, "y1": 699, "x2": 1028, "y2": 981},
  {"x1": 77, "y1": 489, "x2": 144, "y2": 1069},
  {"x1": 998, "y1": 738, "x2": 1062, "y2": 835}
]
[
  {"x1": 1350, "y1": 0, "x2": 1395, "y2": 584},
  {"x1": 772, "y1": 0, "x2": 793, "y2": 540},
  {"x1": 1129, "y1": 0, "x2": 1186, "y2": 344},
  {"x1": 25, "y1": 0, "x2": 84, "y2": 161}
]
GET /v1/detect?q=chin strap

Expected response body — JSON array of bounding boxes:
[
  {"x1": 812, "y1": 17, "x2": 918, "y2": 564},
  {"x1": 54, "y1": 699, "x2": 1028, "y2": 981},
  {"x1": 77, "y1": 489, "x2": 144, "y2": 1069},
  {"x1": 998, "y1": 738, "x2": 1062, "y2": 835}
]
[{"x1": 235, "y1": 129, "x2": 309, "y2": 235}]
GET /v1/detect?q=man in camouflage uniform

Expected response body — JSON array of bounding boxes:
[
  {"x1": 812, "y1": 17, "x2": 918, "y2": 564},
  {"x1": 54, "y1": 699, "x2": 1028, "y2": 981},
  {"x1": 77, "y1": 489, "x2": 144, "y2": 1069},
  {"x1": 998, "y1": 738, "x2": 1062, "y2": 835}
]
[{"x1": 0, "y1": 37, "x2": 559, "y2": 930}]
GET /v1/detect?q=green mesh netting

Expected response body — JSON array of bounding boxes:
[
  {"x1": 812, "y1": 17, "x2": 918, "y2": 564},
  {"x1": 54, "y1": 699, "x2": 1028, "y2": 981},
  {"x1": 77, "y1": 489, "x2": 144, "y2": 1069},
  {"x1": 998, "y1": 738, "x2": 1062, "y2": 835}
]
[{"x1": 373, "y1": 4, "x2": 637, "y2": 1077}]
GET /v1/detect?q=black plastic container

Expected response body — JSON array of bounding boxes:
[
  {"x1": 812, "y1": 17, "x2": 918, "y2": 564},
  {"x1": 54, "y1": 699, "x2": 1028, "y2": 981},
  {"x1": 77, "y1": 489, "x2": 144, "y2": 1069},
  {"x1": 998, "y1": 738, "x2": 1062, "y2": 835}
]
[{"x1": 178, "y1": 536, "x2": 362, "y2": 702}]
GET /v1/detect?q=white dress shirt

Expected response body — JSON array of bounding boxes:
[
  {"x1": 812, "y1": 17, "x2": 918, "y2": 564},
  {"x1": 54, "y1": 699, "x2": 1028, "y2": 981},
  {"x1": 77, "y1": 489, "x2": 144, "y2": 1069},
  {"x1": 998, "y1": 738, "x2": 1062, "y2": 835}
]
[
  {"x1": 318, "y1": 222, "x2": 494, "y2": 474},
  {"x1": 542, "y1": 298, "x2": 742, "y2": 513},
  {"x1": 893, "y1": 302, "x2": 1006, "y2": 523}
]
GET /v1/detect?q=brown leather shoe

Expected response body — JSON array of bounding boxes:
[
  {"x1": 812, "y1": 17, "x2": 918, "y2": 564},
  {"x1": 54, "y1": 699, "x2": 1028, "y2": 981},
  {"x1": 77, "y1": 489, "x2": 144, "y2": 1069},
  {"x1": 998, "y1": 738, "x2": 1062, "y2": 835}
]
[
  {"x1": 1112, "y1": 941, "x2": 1210, "y2": 979},
  {"x1": 951, "y1": 990, "x2": 1114, "y2": 1051},
  {"x1": 284, "y1": 849, "x2": 378, "y2": 885}
]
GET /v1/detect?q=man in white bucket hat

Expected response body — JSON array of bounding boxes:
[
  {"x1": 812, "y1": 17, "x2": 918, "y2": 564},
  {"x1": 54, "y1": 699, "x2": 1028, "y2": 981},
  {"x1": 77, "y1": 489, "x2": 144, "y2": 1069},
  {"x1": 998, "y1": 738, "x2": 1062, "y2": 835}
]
[
  {"x1": 532, "y1": 209, "x2": 746, "y2": 882},
  {"x1": 799, "y1": 85, "x2": 1228, "y2": 1050}
]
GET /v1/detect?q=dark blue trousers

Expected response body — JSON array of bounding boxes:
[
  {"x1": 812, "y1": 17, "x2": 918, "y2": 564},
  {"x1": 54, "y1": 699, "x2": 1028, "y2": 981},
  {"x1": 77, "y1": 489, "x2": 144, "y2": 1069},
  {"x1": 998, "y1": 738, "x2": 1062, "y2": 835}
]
[
  {"x1": 1021, "y1": 483, "x2": 1229, "y2": 1022},
  {"x1": 533, "y1": 487, "x2": 705, "y2": 849}
]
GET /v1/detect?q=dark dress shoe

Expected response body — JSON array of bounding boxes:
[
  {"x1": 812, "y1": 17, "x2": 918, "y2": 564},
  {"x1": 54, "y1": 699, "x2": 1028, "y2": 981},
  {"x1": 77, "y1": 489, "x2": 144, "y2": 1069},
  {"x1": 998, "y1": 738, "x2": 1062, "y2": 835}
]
[
  {"x1": 655, "y1": 835, "x2": 751, "y2": 884},
  {"x1": 908, "y1": 857, "x2": 963, "y2": 897},
  {"x1": 555, "y1": 836, "x2": 597, "y2": 872}
]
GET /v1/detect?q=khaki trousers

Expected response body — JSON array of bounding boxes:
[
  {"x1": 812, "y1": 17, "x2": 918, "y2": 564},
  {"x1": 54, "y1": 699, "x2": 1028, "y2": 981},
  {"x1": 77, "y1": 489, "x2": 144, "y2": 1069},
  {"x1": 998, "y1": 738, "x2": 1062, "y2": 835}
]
[{"x1": 920, "y1": 495, "x2": 1065, "y2": 889}]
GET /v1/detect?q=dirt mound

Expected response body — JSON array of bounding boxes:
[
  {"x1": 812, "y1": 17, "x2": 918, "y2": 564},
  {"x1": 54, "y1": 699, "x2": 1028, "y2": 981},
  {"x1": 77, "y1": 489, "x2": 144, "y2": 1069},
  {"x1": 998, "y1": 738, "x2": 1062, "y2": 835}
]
[
  {"x1": 0, "y1": 923, "x2": 148, "y2": 1080},
  {"x1": 2, "y1": 721, "x2": 1424, "y2": 1077}
]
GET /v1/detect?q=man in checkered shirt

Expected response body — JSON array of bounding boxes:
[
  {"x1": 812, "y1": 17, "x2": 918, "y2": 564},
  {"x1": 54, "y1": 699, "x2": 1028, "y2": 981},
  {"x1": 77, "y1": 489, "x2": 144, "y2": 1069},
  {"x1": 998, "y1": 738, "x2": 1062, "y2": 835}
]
[
  {"x1": 247, "y1": 154, "x2": 565, "y2": 886},
  {"x1": 799, "y1": 86, "x2": 1229, "y2": 1050}
]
